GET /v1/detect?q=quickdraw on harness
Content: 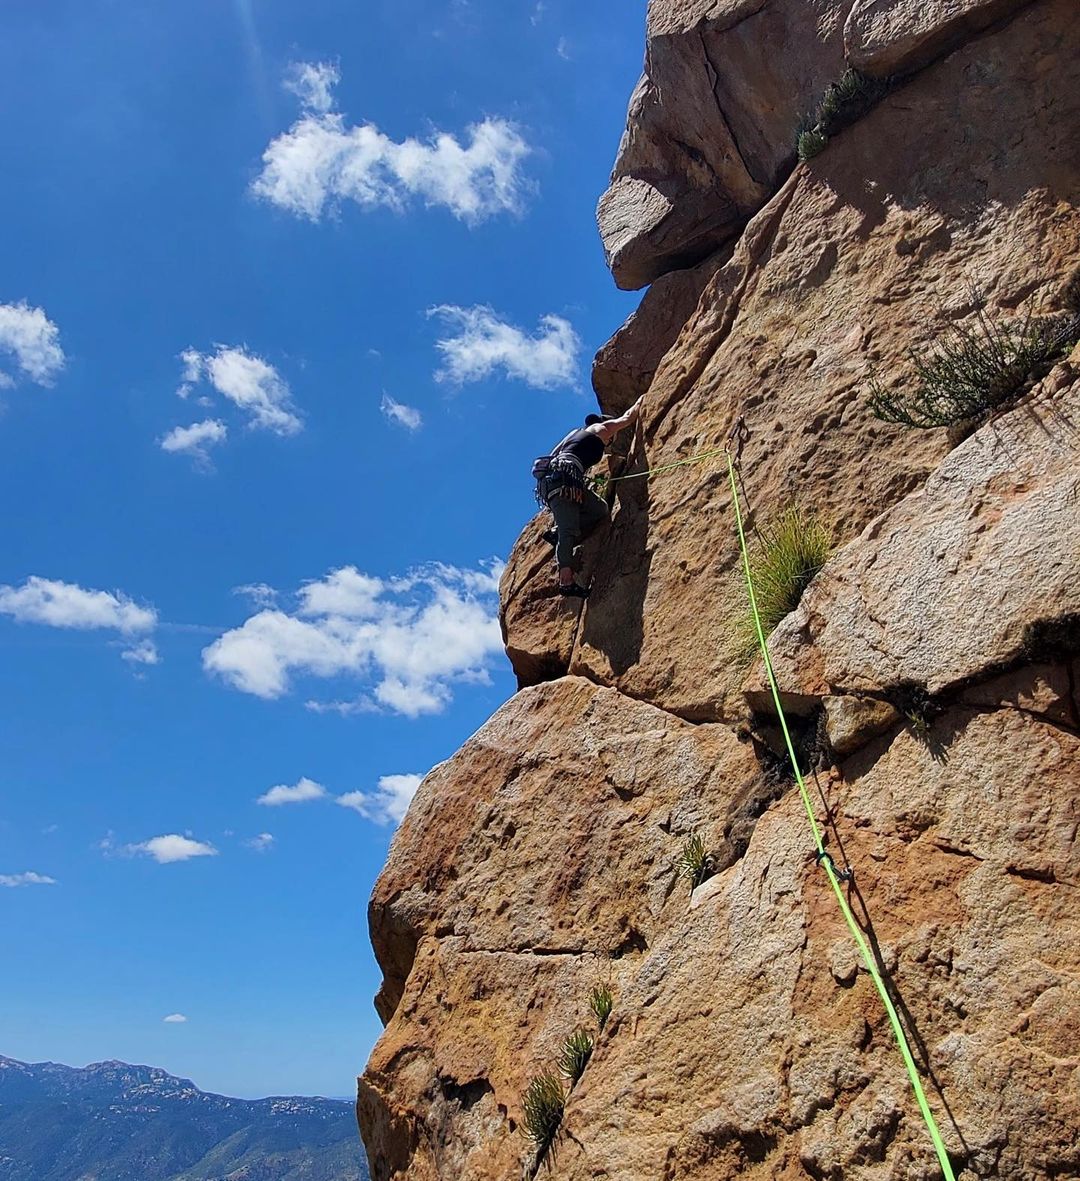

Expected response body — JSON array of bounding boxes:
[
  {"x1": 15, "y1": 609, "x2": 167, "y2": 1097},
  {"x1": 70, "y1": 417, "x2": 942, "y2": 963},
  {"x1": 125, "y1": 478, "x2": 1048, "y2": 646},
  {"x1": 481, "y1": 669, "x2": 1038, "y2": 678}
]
[{"x1": 533, "y1": 452, "x2": 587, "y2": 507}]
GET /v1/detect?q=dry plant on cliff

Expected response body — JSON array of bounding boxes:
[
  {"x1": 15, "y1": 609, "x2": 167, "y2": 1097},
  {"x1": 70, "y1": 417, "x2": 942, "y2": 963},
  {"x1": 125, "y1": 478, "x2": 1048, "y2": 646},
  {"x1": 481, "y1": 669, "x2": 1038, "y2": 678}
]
[{"x1": 868, "y1": 301, "x2": 1079, "y2": 428}]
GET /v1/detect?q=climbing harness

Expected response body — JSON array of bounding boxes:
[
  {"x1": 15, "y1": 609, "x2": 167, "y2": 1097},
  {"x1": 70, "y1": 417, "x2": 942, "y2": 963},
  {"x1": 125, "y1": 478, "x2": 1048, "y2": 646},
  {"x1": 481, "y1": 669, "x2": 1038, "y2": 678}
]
[
  {"x1": 724, "y1": 444, "x2": 958, "y2": 1181},
  {"x1": 536, "y1": 453, "x2": 587, "y2": 507}
]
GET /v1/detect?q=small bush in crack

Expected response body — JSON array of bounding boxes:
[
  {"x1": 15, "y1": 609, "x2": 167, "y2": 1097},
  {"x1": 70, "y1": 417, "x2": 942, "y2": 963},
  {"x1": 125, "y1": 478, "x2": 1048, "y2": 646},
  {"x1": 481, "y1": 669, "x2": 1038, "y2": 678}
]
[
  {"x1": 892, "y1": 683, "x2": 940, "y2": 738},
  {"x1": 735, "y1": 507, "x2": 833, "y2": 657},
  {"x1": 820, "y1": 69, "x2": 889, "y2": 133},
  {"x1": 676, "y1": 830, "x2": 715, "y2": 892},
  {"x1": 557, "y1": 1028, "x2": 594, "y2": 1085},
  {"x1": 522, "y1": 1072, "x2": 565, "y2": 1157},
  {"x1": 796, "y1": 126, "x2": 829, "y2": 161},
  {"x1": 868, "y1": 301, "x2": 1079, "y2": 429},
  {"x1": 589, "y1": 983, "x2": 614, "y2": 1032},
  {"x1": 796, "y1": 69, "x2": 890, "y2": 160}
]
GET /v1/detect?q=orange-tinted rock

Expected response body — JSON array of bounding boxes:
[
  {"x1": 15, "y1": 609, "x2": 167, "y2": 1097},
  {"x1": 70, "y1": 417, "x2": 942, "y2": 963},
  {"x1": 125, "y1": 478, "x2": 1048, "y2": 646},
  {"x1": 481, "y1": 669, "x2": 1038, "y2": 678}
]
[
  {"x1": 592, "y1": 251, "x2": 726, "y2": 415},
  {"x1": 845, "y1": 0, "x2": 1031, "y2": 76},
  {"x1": 599, "y1": 0, "x2": 1042, "y2": 290},
  {"x1": 598, "y1": 0, "x2": 849, "y2": 289},
  {"x1": 756, "y1": 369, "x2": 1080, "y2": 703},
  {"x1": 573, "y1": 0, "x2": 1080, "y2": 721},
  {"x1": 359, "y1": 676, "x2": 764, "y2": 1178}
]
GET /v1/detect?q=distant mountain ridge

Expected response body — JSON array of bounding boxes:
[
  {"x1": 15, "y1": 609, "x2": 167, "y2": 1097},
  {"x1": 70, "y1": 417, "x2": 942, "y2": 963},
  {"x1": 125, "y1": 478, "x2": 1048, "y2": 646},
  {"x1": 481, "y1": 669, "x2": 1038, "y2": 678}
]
[{"x1": 0, "y1": 1055, "x2": 369, "y2": 1181}]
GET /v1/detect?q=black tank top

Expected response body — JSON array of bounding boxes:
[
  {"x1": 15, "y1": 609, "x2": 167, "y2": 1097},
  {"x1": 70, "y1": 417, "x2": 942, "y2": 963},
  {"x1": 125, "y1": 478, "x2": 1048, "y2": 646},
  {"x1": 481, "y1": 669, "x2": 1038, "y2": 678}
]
[{"x1": 554, "y1": 428, "x2": 605, "y2": 471}]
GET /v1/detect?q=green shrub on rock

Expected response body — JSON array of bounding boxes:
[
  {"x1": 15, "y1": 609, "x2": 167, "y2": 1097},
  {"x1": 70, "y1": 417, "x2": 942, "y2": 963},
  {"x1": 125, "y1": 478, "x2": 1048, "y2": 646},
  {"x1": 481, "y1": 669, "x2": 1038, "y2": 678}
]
[
  {"x1": 589, "y1": 983, "x2": 614, "y2": 1032},
  {"x1": 522, "y1": 1072, "x2": 564, "y2": 1158},
  {"x1": 557, "y1": 1028, "x2": 594, "y2": 1085},
  {"x1": 868, "y1": 302, "x2": 1079, "y2": 429},
  {"x1": 675, "y1": 830, "x2": 713, "y2": 892}
]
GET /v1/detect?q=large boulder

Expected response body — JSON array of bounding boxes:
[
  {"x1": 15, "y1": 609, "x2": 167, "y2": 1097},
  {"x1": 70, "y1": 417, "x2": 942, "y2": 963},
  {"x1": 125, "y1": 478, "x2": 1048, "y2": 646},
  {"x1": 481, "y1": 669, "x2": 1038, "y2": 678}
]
[
  {"x1": 600, "y1": 0, "x2": 1034, "y2": 290},
  {"x1": 359, "y1": 677, "x2": 763, "y2": 1179},
  {"x1": 599, "y1": 0, "x2": 849, "y2": 289},
  {"x1": 359, "y1": 683, "x2": 1080, "y2": 1179},
  {"x1": 752, "y1": 360, "x2": 1080, "y2": 705},
  {"x1": 845, "y1": 0, "x2": 1032, "y2": 75}
]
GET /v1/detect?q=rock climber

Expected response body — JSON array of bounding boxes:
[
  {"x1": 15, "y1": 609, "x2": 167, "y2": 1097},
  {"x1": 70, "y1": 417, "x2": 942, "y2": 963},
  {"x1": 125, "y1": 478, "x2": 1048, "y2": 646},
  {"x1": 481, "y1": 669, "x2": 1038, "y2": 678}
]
[{"x1": 534, "y1": 397, "x2": 644, "y2": 599}]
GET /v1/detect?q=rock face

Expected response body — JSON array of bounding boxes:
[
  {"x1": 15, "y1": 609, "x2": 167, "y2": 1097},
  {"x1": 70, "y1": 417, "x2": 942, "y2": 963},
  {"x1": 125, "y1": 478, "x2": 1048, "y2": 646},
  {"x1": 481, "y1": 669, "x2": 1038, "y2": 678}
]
[
  {"x1": 592, "y1": 250, "x2": 727, "y2": 414},
  {"x1": 359, "y1": 1, "x2": 1080, "y2": 1178},
  {"x1": 598, "y1": 0, "x2": 1034, "y2": 289}
]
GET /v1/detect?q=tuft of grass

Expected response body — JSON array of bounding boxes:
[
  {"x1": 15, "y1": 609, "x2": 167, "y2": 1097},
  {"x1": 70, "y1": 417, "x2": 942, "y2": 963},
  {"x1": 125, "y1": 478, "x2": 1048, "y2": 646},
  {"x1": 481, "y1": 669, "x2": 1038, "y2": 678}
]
[
  {"x1": 675, "y1": 830, "x2": 713, "y2": 892},
  {"x1": 735, "y1": 508, "x2": 833, "y2": 657},
  {"x1": 589, "y1": 983, "x2": 614, "y2": 1032},
  {"x1": 557, "y1": 1028, "x2": 594, "y2": 1085},
  {"x1": 522, "y1": 1072, "x2": 565, "y2": 1158},
  {"x1": 869, "y1": 303, "x2": 1079, "y2": 429}
]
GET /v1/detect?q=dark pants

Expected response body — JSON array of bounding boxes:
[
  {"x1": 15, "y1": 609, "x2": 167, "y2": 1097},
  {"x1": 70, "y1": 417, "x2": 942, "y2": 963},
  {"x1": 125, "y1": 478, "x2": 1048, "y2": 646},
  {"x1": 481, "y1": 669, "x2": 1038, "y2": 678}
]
[{"x1": 547, "y1": 487, "x2": 609, "y2": 570}]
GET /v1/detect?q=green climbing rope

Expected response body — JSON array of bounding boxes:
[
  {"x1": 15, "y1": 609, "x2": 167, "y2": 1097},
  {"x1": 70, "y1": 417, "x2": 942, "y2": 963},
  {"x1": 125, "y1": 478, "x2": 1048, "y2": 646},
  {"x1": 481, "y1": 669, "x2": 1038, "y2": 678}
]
[
  {"x1": 594, "y1": 445, "x2": 730, "y2": 490},
  {"x1": 725, "y1": 449, "x2": 958, "y2": 1181}
]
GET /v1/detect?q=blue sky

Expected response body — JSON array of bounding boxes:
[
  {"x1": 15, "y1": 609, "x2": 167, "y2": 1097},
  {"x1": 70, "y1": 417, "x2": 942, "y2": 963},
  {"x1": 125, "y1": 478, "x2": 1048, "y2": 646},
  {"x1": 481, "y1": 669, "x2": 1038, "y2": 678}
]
[{"x1": 0, "y1": 0, "x2": 646, "y2": 1099}]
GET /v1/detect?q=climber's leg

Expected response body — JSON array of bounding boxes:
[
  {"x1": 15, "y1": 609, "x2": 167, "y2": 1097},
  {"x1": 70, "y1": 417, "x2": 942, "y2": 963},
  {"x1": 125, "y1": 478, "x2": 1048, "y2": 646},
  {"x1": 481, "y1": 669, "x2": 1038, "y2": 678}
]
[
  {"x1": 577, "y1": 488, "x2": 610, "y2": 543},
  {"x1": 548, "y1": 493, "x2": 581, "y2": 573}
]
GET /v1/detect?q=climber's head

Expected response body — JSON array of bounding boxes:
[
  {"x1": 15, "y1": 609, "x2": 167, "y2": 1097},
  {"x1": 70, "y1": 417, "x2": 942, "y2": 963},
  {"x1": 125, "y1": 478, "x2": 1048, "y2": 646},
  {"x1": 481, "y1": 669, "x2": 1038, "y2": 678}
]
[{"x1": 584, "y1": 413, "x2": 615, "y2": 427}]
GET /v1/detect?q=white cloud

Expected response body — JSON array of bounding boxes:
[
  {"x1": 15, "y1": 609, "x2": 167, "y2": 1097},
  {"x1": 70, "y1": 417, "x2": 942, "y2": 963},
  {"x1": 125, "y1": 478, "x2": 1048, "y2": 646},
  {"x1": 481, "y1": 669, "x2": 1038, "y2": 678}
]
[
  {"x1": 429, "y1": 305, "x2": 581, "y2": 389},
  {"x1": 337, "y1": 773, "x2": 423, "y2": 825},
  {"x1": 126, "y1": 835, "x2": 218, "y2": 864},
  {"x1": 298, "y1": 567, "x2": 384, "y2": 618},
  {"x1": 256, "y1": 776, "x2": 327, "y2": 806},
  {"x1": 120, "y1": 640, "x2": 160, "y2": 666},
  {"x1": 252, "y1": 62, "x2": 532, "y2": 224},
  {"x1": 428, "y1": 559, "x2": 505, "y2": 594},
  {"x1": 178, "y1": 348, "x2": 203, "y2": 390},
  {"x1": 0, "y1": 870, "x2": 57, "y2": 888},
  {"x1": 234, "y1": 583, "x2": 279, "y2": 609},
  {"x1": 163, "y1": 1013, "x2": 188, "y2": 1024},
  {"x1": 284, "y1": 60, "x2": 339, "y2": 114},
  {"x1": 178, "y1": 347, "x2": 301, "y2": 436},
  {"x1": 0, "y1": 301, "x2": 65, "y2": 388},
  {"x1": 380, "y1": 393, "x2": 422, "y2": 431},
  {"x1": 203, "y1": 561, "x2": 503, "y2": 717},
  {"x1": 160, "y1": 419, "x2": 228, "y2": 466},
  {"x1": 244, "y1": 832, "x2": 275, "y2": 852},
  {"x1": 557, "y1": 37, "x2": 572, "y2": 60},
  {"x1": 0, "y1": 576, "x2": 157, "y2": 634}
]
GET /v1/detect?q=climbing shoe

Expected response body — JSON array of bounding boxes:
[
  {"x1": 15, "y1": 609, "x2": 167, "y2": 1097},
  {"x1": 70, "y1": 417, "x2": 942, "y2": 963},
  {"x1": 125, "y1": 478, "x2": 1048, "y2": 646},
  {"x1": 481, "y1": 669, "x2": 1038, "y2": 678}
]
[
  {"x1": 542, "y1": 529, "x2": 558, "y2": 547},
  {"x1": 558, "y1": 582, "x2": 590, "y2": 599}
]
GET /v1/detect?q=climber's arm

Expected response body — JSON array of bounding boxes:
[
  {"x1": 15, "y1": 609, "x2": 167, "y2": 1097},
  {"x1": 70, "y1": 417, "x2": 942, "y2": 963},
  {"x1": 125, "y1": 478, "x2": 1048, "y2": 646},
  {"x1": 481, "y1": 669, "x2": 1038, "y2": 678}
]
[{"x1": 589, "y1": 396, "x2": 644, "y2": 445}]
